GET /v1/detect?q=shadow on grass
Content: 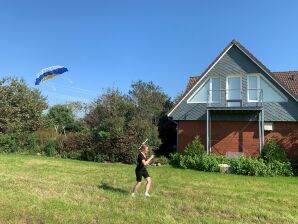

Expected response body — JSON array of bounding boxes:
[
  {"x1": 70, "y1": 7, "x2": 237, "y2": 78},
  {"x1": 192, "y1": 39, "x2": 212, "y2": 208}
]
[{"x1": 98, "y1": 183, "x2": 129, "y2": 195}]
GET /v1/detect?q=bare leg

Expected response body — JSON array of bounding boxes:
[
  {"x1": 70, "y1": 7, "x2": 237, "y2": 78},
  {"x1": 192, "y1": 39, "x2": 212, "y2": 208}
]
[
  {"x1": 132, "y1": 181, "x2": 142, "y2": 193},
  {"x1": 145, "y1": 177, "x2": 151, "y2": 193}
]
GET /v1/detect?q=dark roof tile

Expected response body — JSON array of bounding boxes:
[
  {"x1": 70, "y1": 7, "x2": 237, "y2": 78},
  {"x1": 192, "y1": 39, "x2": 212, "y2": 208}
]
[
  {"x1": 271, "y1": 71, "x2": 298, "y2": 99},
  {"x1": 186, "y1": 76, "x2": 201, "y2": 92}
]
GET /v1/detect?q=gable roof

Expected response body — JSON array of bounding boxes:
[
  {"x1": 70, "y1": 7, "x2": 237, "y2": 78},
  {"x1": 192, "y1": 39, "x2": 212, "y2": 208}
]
[
  {"x1": 171, "y1": 76, "x2": 201, "y2": 110},
  {"x1": 168, "y1": 39, "x2": 298, "y2": 117},
  {"x1": 186, "y1": 76, "x2": 201, "y2": 93},
  {"x1": 271, "y1": 71, "x2": 298, "y2": 99}
]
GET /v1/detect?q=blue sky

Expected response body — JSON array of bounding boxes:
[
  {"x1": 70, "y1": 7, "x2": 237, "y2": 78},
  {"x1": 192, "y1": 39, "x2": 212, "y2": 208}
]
[{"x1": 1, "y1": 0, "x2": 298, "y2": 105}]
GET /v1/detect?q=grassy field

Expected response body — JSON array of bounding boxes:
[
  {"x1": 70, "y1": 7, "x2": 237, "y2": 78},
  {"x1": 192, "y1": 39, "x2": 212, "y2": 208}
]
[{"x1": 0, "y1": 155, "x2": 297, "y2": 224}]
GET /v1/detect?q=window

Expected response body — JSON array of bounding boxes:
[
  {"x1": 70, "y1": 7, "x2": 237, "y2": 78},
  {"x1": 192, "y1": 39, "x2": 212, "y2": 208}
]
[
  {"x1": 247, "y1": 75, "x2": 285, "y2": 102},
  {"x1": 187, "y1": 79, "x2": 209, "y2": 103},
  {"x1": 264, "y1": 122, "x2": 274, "y2": 131},
  {"x1": 188, "y1": 77, "x2": 220, "y2": 103},
  {"x1": 260, "y1": 77, "x2": 285, "y2": 102},
  {"x1": 210, "y1": 77, "x2": 220, "y2": 102},
  {"x1": 247, "y1": 75, "x2": 260, "y2": 102},
  {"x1": 226, "y1": 75, "x2": 241, "y2": 106}
]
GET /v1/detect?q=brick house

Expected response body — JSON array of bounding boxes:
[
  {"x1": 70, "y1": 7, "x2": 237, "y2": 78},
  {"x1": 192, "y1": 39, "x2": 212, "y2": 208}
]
[{"x1": 168, "y1": 40, "x2": 298, "y2": 159}]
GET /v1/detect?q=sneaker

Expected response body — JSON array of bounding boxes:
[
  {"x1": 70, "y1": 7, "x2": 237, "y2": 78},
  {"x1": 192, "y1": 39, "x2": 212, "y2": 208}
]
[
  {"x1": 131, "y1": 193, "x2": 136, "y2": 197},
  {"x1": 144, "y1": 192, "x2": 150, "y2": 197}
]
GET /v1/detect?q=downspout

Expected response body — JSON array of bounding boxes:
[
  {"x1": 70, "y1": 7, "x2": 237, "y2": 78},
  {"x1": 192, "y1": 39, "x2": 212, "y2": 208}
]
[
  {"x1": 261, "y1": 109, "x2": 265, "y2": 149},
  {"x1": 206, "y1": 110, "x2": 209, "y2": 154},
  {"x1": 209, "y1": 110, "x2": 212, "y2": 154},
  {"x1": 258, "y1": 111, "x2": 262, "y2": 155}
]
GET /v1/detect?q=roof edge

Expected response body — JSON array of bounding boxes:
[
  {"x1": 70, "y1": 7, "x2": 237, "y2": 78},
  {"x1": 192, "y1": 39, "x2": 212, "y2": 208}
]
[{"x1": 167, "y1": 40, "x2": 298, "y2": 118}]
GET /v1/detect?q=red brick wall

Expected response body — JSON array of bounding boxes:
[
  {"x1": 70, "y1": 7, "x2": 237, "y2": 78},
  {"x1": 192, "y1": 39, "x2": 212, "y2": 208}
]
[
  {"x1": 265, "y1": 122, "x2": 298, "y2": 159},
  {"x1": 178, "y1": 120, "x2": 298, "y2": 159},
  {"x1": 178, "y1": 121, "x2": 206, "y2": 153},
  {"x1": 211, "y1": 121, "x2": 259, "y2": 157}
]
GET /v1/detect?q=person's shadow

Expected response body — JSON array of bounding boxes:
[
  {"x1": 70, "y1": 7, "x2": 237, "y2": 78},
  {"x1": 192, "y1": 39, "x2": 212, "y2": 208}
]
[{"x1": 98, "y1": 182, "x2": 129, "y2": 195}]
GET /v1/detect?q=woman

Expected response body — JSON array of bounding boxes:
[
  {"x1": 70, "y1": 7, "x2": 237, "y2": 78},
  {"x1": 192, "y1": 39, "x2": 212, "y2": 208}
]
[{"x1": 131, "y1": 144, "x2": 154, "y2": 197}]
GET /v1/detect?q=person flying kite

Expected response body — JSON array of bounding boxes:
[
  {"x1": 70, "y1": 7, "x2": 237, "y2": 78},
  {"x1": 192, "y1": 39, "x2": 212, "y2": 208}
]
[
  {"x1": 35, "y1": 65, "x2": 68, "y2": 85},
  {"x1": 131, "y1": 139, "x2": 155, "y2": 197}
]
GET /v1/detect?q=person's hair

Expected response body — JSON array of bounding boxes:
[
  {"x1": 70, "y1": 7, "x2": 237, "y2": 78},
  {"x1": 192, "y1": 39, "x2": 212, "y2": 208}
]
[{"x1": 139, "y1": 144, "x2": 148, "y2": 152}]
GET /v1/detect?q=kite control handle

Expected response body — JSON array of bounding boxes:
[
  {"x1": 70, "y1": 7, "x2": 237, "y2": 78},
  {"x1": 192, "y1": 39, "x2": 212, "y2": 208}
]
[
  {"x1": 138, "y1": 139, "x2": 148, "y2": 150},
  {"x1": 142, "y1": 139, "x2": 148, "y2": 145}
]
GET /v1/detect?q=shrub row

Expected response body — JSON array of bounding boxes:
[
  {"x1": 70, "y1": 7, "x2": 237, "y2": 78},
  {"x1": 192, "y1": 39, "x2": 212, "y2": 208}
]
[
  {"x1": 0, "y1": 132, "x2": 139, "y2": 164},
  {"x1": 0, "y1": 133, "x2": 42, "y2": 154},
  {"x1": 170, "y1": 153, "x2": 293, "y2": 176},
  {"x1": 169, "y1": 137, "x2": 294, "y2": 176}
]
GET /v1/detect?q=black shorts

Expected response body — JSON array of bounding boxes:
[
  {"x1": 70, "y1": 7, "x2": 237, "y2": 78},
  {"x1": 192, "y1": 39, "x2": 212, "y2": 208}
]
[{"x1": 135, "y1": 168, "x2": 150, "y2": 182}]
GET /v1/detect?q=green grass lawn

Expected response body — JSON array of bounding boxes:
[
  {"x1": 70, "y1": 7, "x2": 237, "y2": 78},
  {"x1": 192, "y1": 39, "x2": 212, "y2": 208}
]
[{"x1": 0, "y1": 155, "x2": 297, "y2": 224}]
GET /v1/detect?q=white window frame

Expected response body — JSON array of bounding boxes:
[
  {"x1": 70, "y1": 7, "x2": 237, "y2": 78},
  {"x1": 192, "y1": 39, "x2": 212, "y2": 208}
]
[
  {"x1": 226, "y1": 74, "x2": 242, "y2": 100},
  {"x1": 247, "y1": 74, "x2": 260, "y2": 102},
  {"x1": 209, "y1": 77, "x2": 220, "y2": 103}
]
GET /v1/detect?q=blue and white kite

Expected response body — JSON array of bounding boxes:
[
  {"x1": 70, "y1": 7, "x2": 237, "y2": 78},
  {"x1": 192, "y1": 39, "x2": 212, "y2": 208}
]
[{"x1": 35, "y1": 65, "x2": 68, "y2": 85}]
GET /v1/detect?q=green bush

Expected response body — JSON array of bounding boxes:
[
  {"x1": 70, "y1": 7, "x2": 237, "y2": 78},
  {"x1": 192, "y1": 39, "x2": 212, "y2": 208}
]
[
  {"x1": 0, "y1": 134, "x2": 20, "y2": 153},
  {"x1": 201, "y1": 154, "x2": 229, "y2": 172},
  {"x1": 94, "y1": 153, "x2": 110, "y2": 162},
  {"x1": 0, "y1": 133, "x2": 43, "y2": 154},
  {"x1": 154, "y1": 156, "x2": 169, "y2": 165},
  {"x1": 169, "y1": 153, "x2": 182, "y2": 167},
  {"x1": 229, "y1": 156, "x2": 268, "y2": 176},
  {"x1": 59, "y1": 132, "x2": 138, "y2": 164},
  {"x1": 267, "y1": 161, "x2": 293, "y2": 176},
  {"x1": 184, "y1": 136, "x2": 206, "y2": 157},
  {"x1": 20, "y1": 133, "x2": 43, "y2": 154},
  {"x1": 169, "y1": 138, "x2": 293, "y2": 176},
  {"x1": 43, "y1": 140, "x2": 60, "y2": 157},
  {"x1": 261, "y1": 139, "x2": 288, "y2": 163},
  {"x1": 182, "y1": 155, "x2": 198, "y2": 169}
]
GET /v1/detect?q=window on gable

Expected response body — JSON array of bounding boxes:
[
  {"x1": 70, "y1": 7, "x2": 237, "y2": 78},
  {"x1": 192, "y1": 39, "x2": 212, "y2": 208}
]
[
  {"x1": 260, "y1": 77, "x2": 285, "y2": 102},
  {"x1": 247, "y1": 75, "x2": 286, "y2": 102},
  {"x1": 247, "y1": 75, "x2": 260, "y2": 102},
  {"x1": 210, "y1": 77, "x2": 220, "y2": 102},
  {"x1": 187, "y1": 79, "x2": 209, "y2": 103},
  {"x1": 188, "y1": 77, "x2": 220, "y2": 103}
]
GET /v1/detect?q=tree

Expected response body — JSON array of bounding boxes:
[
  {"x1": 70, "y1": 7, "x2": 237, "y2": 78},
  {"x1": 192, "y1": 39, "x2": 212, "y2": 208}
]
[
  {"x1": 126, "y1": 81, "x2": 172, "y2": 147},
  {"x1": 129, "y1": 81, "x2": 171, "y2": 125},
  {"x1": 0, "y1": 77, "x2": 47, "y2": 133},
  {"x1": 47, "y1": 104, "x2": 82, "y2": 133},
  {"x1": 84, "y1": 82, "x2": 171, "y2": 146},
  {"x1": 83, "y1": 81, "x2": 173, "y2": 156},
  {"x1": 84, "y1": 88, "x2": 131, "y2": 138}
]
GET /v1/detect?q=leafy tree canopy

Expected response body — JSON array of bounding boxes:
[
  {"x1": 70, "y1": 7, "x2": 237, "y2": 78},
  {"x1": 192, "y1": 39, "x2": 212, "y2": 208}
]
[
  {"x1": 0, "y1": 77, "x2": 47, "y2": 133},
  {"x1": 47, "y1": 104, "x2": 82, "y2": 132}
]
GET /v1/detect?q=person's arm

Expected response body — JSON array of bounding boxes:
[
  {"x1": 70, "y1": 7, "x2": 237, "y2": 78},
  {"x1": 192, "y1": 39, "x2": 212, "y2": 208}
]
[{"x1": 142, "y1": 155, "x2": 154, "y2": 166}]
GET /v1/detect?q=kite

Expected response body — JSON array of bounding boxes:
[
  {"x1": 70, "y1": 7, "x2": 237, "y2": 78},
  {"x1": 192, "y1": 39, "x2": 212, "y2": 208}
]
[{"x1": 35, "y1": 65, "x2": 68, "y2": 85}]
